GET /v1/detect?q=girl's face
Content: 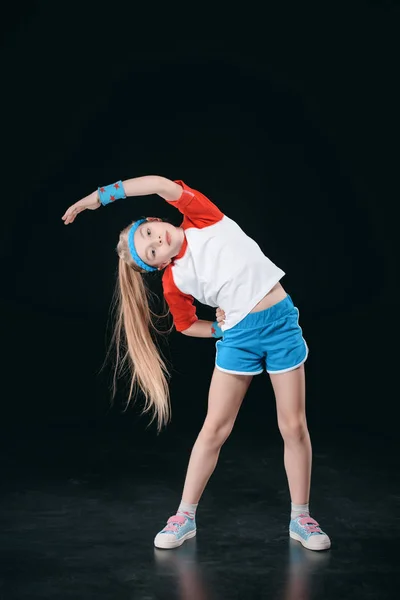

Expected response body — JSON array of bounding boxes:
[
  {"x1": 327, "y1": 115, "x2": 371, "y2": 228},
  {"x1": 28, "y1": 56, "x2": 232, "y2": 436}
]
[{"x1": 133, "y1": 218, "x2": 184, "y2": 270}]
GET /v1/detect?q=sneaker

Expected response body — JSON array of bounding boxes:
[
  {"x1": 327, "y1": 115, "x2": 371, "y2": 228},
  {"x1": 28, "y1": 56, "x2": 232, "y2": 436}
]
[
  {"x1": 289, "y1": 514, "x2": 331, "y2": 551},
  {"x1": 154, "y1": 514, "x2": 197, "y2": 549}
]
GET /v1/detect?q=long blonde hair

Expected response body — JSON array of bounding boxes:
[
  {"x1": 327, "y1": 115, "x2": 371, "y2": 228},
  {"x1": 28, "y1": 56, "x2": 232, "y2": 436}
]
[{"x1": 109, "y1": 220, "x2": 172, "y2": 431}]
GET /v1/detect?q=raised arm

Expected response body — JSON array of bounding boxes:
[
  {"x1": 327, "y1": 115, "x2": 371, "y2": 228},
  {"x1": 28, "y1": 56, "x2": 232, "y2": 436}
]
[
  {"x1": 122, "y1": 176, "x2": 182, "y2": 201},
  {"x1": 62, "y1": 175, "x2": 182, "y2": 225}
]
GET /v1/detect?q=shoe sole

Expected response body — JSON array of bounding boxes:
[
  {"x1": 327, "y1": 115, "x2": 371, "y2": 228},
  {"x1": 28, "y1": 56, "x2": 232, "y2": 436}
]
[
  {"x1": 154, "y1": 529, "x2": 197, "y2": 549},
  {"x1": 289, "y1": 530, "x2": 331, "y2": 551}
]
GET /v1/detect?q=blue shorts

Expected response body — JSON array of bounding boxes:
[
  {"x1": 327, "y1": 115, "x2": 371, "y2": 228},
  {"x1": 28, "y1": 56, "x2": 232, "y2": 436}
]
[{"x1": 215, "y1": 294, "x2": 309, "y2": 375}]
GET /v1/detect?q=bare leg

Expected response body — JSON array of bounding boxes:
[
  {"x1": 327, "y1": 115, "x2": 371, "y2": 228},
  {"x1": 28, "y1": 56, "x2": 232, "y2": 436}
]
[
  {"x1": 269, "y1": 364, "x2": 312, "y2": 504},
  {"x1": 181, "y1": 368, "x2": 253, "y2": 504}
]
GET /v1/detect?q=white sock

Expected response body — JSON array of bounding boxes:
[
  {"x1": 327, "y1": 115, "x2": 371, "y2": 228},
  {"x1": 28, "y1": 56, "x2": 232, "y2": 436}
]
[
  {"x1": 291, "y1": 502, "x2": 310, "y2": 520},
  {"x1": 177, "y1": 500, "x2": 198, "y2": 520}
]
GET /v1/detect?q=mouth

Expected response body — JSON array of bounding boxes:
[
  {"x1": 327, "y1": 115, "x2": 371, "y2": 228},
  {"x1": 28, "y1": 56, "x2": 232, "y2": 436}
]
[{"x1": 166, "y1": 231, "x2": 171, "y2": 245}]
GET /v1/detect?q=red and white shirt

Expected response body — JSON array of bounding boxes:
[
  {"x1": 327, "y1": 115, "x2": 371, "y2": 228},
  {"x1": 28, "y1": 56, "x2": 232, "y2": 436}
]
[{"x1": 162, "y1": 180, "x2": 285, "y2": 332}]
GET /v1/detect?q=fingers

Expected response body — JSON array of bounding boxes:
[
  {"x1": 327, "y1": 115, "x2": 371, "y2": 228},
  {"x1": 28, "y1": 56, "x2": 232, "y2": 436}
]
[
  {"x1": 62, "y1": 210, "x2": 75, "y2": 225},
  {"x1": 62, "y1": 205, "x2": 82, "y2": 225},
  {"x1": 216, "y1": 307, "x2": 226, "y2": 324}
]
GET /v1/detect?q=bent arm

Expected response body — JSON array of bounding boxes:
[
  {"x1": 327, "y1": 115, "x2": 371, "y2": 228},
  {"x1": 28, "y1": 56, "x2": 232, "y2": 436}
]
[
  {"x1": 120, "y1": 175, "x2": 182, "y2": 201},
  {"x1": 181, "y1": 320, "x2": 216, "y2": 338},
  {"x1": 63, "y1": 176, "x2": 182, "y2": 225}
]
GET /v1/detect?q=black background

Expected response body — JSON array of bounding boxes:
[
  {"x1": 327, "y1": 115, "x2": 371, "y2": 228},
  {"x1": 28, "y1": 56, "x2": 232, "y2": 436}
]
[{"x1": 1, "y1": 1, "x2": 398, "y2": 462}]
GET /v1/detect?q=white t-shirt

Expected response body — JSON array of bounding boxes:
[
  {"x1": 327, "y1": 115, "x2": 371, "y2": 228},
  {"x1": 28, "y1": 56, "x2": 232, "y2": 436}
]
[{"x1": 162, "y1": 180, "x2": 285, "y2": 332}]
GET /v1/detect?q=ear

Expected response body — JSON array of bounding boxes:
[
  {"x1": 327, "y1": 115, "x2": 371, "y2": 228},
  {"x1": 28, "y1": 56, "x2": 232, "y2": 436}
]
[{"x1": 146, "y1": 217, "x2": 162, "y2": 222}]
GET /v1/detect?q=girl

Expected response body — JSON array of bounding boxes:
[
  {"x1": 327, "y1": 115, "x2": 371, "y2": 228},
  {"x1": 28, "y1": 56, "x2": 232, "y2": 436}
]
[{"x1": 62, "y1": 175, "x2": 331, "y2": 552}]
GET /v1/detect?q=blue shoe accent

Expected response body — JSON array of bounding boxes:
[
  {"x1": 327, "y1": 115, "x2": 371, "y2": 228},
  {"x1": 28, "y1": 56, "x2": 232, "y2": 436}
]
[
  {"x1": 289, "y1": 514, "x2": 331, "y2": 551},
  {"x1": 154, "y1": 514, "x2": 197, "y2": 549}
]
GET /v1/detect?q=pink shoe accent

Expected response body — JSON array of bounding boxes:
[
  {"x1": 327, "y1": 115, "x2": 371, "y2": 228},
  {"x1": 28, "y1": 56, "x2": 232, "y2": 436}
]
[
  {"x1": 163, "y1": 515, "x2": 187, "y2": 532},
  {"x1": 298, "y1": 515, "x2": 322, "y2": 534}
]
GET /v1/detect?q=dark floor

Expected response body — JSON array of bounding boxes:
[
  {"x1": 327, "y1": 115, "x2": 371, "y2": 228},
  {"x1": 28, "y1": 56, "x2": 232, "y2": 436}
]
[{"x1": 0, "y1": 422, "x2": 399, "y2": 600}]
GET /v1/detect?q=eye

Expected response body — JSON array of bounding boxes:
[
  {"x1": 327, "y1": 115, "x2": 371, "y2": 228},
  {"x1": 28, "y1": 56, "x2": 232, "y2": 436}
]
[
  {"x1": 147, "y1": 228, "x2": 151, "y2": 236},
  {"x1": 151, "y1": 249, "x2": 156, "y2": 258}
]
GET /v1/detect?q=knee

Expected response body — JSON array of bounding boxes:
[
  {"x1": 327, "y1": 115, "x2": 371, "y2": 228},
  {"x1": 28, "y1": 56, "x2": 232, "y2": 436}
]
[
  {"x1": 278, "y1": 418, "x2": 308, "y2": 443},
  {"x1": 200, "y1": 419, "x2": 234, "y2": 449}
]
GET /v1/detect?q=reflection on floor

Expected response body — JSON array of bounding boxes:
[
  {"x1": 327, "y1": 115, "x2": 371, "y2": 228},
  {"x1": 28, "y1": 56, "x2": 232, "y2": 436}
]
[{"x1": 0, "y1": 423, "x2": 397, "y2": 599}]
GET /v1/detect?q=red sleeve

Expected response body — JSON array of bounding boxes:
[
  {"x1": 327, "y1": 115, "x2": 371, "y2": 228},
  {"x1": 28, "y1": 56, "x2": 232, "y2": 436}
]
[
  {"x1": 162, "y1": 266, "x2": 198, "y2": 332},
  {"x1": 165, "y1": 180, "x2": 224, "y2": 228}
]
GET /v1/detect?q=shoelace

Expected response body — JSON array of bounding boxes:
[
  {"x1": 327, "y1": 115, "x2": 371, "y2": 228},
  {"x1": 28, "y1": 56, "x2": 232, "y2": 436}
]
[{"x1": 297, "y1": 514, "x2": 322, "y2": 534}]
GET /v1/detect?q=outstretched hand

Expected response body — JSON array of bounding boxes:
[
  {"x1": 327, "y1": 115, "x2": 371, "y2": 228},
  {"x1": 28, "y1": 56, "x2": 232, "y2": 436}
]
[
  {"x1": 62, "y1": 191, "x2": 101, "y2": 225},
  {"x1": 216, "y1": 307, "x2": 225, "y2": 326}
]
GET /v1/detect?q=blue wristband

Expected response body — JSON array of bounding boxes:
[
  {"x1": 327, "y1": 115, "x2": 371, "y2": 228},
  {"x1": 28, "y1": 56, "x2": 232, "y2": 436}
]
[
  {"x1": 98, "y1": 180, "x2": 126, "y2": 206},
  {"x1": 211, "y1": 321, "x2": 223, "y2": 338}
]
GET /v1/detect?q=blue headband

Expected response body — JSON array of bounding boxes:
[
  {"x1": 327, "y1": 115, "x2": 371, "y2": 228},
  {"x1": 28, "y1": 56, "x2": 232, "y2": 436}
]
[{"x1": 127, "y1": 219, "x2": 158, "y2": 272}]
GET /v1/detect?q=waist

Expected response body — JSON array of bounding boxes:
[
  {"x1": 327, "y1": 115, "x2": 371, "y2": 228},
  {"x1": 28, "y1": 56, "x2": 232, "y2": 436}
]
[
  {"x1": 229, "y1": 292, "x2": 295, "y2": 330},
  {"x1": 249, "y1": 282, "x2": 287, "y2": 313}
]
